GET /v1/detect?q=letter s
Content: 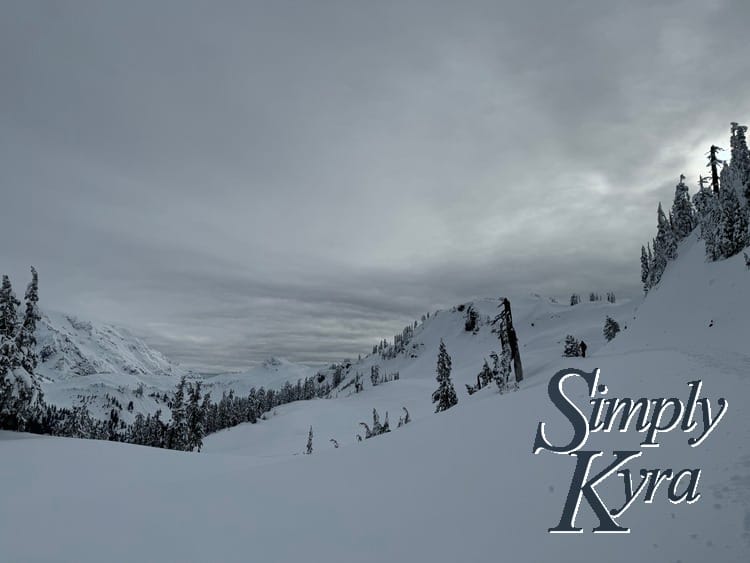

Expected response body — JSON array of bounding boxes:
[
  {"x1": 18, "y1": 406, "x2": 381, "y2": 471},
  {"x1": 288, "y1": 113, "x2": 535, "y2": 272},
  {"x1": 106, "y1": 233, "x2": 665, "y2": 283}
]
[{"x1": 533, "y1": 368, "x2": 600, "y2": 455}]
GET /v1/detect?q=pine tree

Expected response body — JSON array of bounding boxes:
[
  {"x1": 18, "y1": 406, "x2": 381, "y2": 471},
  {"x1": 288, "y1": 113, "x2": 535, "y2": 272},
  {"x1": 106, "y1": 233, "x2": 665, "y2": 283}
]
[
  {"x1": 650, "y1": 203, "x2": 677, "y2": 286},
  {"x1": 563, "y1": 335, "x2": 580, "y2": 357},
  {"x1": 718, "y1": 179, "x2": 747, "y2": 258},
  {"x1": 730, "y1": 122, "x2": 750, "y2": 204},
  {"x1": 478, "y1": 359, "x2": 494, "y2": 388},
  {"x1": 167, "y1": 376, "x2": 188, "y2": 450},
  {"x1": 0, "y1": 275, "x2": 20, "y2": 340},
  {"x1": 186, "y1": 381, "x2": 206, "y2": 452},
  {"x1": 694, "y1": 184, "x2": 721, "y2": 260},
  {"x1": 464, "y1": 305, "x2": 479, "y2": 332},
  {"x1": 0, "y1": 271, "x2": 42, "y2": 431},
  {"x1": 603, "y1": 316, "x2": 621, "y2": 342},
  {"x1": 431, "y1": 339, "x2": 457, "y2": 413},
  {"x1": 569, "y1": 294, "x2": 580, "y2": 306},
  {"x1": 640, "y1": 245, "x2": 650, "y2": 293},
  {"x1": 493, "y1": 346, "x2": 513, "y2": 393},
  {"x1": 671, "y1": 175, "x2": 695, "y2": 241},
  {"x1": 305, "y1": 426, "x2": 313, "y2": 454},
  {"x1": 16, "y1": 267, "x2": 40, "y2": 374},
  {"x1": 372, "y1": 408, "x2": 383, "y2": 435}
]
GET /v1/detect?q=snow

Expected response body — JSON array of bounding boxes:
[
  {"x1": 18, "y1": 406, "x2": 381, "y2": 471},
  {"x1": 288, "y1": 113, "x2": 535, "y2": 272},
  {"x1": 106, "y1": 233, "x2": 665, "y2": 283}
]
[
  {"x1": 34, "y1": 312, "x2": 317, "y2": 423},
  {"x1": 2, "y1": 235, "x2": 750, "y2": 562}
]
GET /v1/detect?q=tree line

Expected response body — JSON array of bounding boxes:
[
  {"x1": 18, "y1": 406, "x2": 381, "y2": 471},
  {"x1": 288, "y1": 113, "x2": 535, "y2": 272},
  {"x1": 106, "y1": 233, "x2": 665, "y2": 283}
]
[{"x1": 642, "y1": 122, "x2": 750, "y2": 292}]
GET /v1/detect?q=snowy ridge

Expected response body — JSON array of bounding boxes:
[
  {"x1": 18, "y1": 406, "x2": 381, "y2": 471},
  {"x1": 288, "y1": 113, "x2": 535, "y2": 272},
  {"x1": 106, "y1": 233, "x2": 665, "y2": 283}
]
[
  {"x1": 201, "y1": 357, "x2": 317, "y2": 397},
  {"x1": 37, "y1": 310, "x2": 181, "y2": 379}
]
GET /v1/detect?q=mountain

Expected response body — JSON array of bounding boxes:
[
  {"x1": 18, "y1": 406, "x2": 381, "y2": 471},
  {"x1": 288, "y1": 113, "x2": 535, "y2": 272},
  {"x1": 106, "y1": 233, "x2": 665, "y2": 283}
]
[
  {"x1": 200, "y1": 356, "x2": 318, "y2": 397},
  {"x1": 37, "y1": 311, "x2": 181, "y2": 379},
  {"x1": 35, "y1": 311, "x2": 320, "y2": 423}
]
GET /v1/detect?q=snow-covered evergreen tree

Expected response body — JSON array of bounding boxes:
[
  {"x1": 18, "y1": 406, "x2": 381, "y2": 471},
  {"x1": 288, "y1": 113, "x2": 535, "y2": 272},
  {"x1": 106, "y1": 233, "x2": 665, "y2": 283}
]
[
  {"x1": 478, "y1": 359, "x2": 494, "y2": 388},
  {"x1": 0, "y1": 275, "x2": 20, "y2": 340},
  {"x1": 464, "y1": 305, "x2": 479, "y2": 332},
  {"x1": 494, "y1": 346, "x2": 513, "y2": 393},
  {"x1": 186, "y1": 381, "x2": 206, "y2": 452},
  {"x1": 167, "y1": 376, "x2": 188, "y2": 450},
  {"x1": 694, "y1": 183, "x2": 721, "y2": 260},
  {"x1": 0, "y1": 270, "x2": 42, "y2": 431},
  {"x1": 670, "y1": 175, "x2": 695, "y2": 241},
  {"x1": 372, "y1": 408, "x2": 383, "y2": 435},
  {"x1": 16, "y1": 267, "x2": 40, "y2": 374},
  {"x1": 718, "y1": 175, "x2": 749, "y2": 259},
  {"x1": 603, "y1": 316, "x2": 621, "y2": 342},
  {"x1": 640, "y1": 245, "x2": 650, "y2": 293},
  {"x1": 649, "y1": 202, "x2": 678, "y2": 287},
  {"x1": 305, "y1": 426, "x2": 313, "y2": 454},
  {"x1": 563, "y1": 335, "x2": 580, "y2": 357},
  {"x1": 431, "y1": 339, "x2": 457, "y2": 413},
  {"x1": 730, "y1": 122, "x2": 750, "y2": 204}
]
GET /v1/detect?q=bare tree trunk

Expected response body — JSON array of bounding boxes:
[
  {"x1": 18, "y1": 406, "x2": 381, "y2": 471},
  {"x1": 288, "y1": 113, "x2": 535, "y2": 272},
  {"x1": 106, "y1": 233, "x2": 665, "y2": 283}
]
[
  {"x1": 502, "y1": 298, "x2": 524, "y2": 382},
  {"x1": 710, "y1": 145, "x2": 721, "y2": 194}
]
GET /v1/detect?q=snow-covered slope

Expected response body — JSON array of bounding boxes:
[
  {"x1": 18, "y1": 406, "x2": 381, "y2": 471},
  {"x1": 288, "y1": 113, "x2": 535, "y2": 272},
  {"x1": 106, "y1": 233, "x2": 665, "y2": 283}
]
[
  {"x1": 2, "y1": 235, "x2": 749, "y2": 562},
  {"x1": 35, "y1": 312, "x2": 319, "y2": 422},
  {"x1": 37, "y1": 311, "x2": 181, "y2": 379},
  {"x1": 204, "y1": 293, "x2": 636, "y2": 457},
  {"x1": 201, "y1": 356, "x2": 317, "y2": 396}
]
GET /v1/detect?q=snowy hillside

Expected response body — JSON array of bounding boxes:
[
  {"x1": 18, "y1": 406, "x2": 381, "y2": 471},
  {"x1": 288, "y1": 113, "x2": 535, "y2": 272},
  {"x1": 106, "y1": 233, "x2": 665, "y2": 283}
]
[
  {"x1": 32, "y1": 310, "x2": 186, "y2": 423},
  {"x1": 201, "y1": 356, "x2": 317, "y2": 397},
  {"x1": 37, "y1": 311, "x2": 181, "y2": 379},
  {"x1": 204, "y1": 293, "x2": 635, "y2": 458},
  {"x1": 3, "y1": 236, "x2": 749, "y2": 562}
]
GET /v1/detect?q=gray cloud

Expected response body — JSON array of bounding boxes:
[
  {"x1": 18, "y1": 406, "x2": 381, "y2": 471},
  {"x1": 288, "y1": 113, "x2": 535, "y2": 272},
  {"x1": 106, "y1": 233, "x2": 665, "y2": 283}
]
[{"x1": 2, "y1": 0, "x2": 749, "y2": 370}]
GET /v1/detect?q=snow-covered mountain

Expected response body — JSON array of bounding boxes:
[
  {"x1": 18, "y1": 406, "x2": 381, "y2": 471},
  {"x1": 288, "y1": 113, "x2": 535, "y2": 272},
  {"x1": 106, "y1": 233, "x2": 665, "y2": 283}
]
[
  {"x1": 37, "y1": 311, "x2": 181, "y2": 379},
  {"x1": 201, "y1": 356, "x2": 318, "y2": 397},
  {"x1": 34, "y1": 311, "x2": 322, "y2": 423}
]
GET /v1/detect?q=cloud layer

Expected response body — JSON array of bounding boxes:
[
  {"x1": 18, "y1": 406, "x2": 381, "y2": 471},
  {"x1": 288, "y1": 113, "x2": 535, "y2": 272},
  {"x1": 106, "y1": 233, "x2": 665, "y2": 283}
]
[{"x1": 2, "y1": 0, "x2": 749, "y2": 370}]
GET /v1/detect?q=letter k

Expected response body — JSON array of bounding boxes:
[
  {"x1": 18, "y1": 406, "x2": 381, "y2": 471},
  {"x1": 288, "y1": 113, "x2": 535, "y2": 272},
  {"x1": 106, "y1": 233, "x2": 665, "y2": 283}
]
[{"x1": 549, "y1": 450, "x2": 642, "y2": 534}]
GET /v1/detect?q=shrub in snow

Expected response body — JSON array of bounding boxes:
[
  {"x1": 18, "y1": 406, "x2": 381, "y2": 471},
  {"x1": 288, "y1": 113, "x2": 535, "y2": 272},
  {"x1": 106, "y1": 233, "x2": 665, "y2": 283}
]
[
  {"x1": 604, "y1": 316, "x2": 621, "y2": 342},
  {"x1": 563, "y1": 335, "x2": 580, "y2": 357},
  {"x1": 464, "y1": 305, "x2": 479, "y2": 332}
]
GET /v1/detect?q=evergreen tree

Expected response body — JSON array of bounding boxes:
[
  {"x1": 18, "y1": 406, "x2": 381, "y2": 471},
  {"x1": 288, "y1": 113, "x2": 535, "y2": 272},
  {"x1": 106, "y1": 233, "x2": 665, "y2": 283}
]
[
  {"x1": 641, "y1": 245, "x2": 651, "y2": 293},
  {"x1": 16, "y1": 267, "x2": 40, "y2": 374},
  {"x1": 372, "y1": 408, "x2": 383, "y2": 435},
  {"x1": 167, "y1": 376, "x2": 188, "y2": 450},
  {"x1": 563, "y1": 335, "x2": 580, "y2": 357},
  {"x1": 718, "y1": 178, "x2": 748, "y2": 258},
  {"x1": 0, "y1": 271, "x2": 42, "y2": 431},
  {"x1": 370, "y1": 365, "x2": 380, "y2": 387},
  {"x1": 603, "y1": 316, "x2": 621, "y2": 342},
  {"x1": 0, "y1": 275, "x2": 20, "y2": 339},
  {"x1": 305, "y1": 426, "x2": 313, "y2": 454},
  {"x1": 186, "y1": 381, "x2": 206, "y2": 452},
  {"x1": 650, "y1": 203, "x2": 677, "y2": 287},
  {"x1": 431, "y1": 339, "x2": 457, "y2": 412},
  {"x1": 478, "y1": 359, "x2": 494, "y2": 388},
  {"x1": 569, "y1": 294, "x2": 580, "y2": 306},
  {"x1": 464, "y1": 305, "x2": 479, "y2": 332},
  {"x1": 670, "y1": 175, "x2": 695, "y2": 241},
  {"x1": 729, "y1": 122, "x2": 750, "y2": 204},
  {"x1": 493, "y1": 346, "x2": 513, "y2": 393}
]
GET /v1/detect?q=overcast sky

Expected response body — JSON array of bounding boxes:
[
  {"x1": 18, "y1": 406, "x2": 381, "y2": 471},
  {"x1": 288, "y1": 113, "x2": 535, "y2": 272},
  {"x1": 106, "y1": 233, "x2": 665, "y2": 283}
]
[{"x1": 1, "y1": 1, "x2": 749, "y2": 371}]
